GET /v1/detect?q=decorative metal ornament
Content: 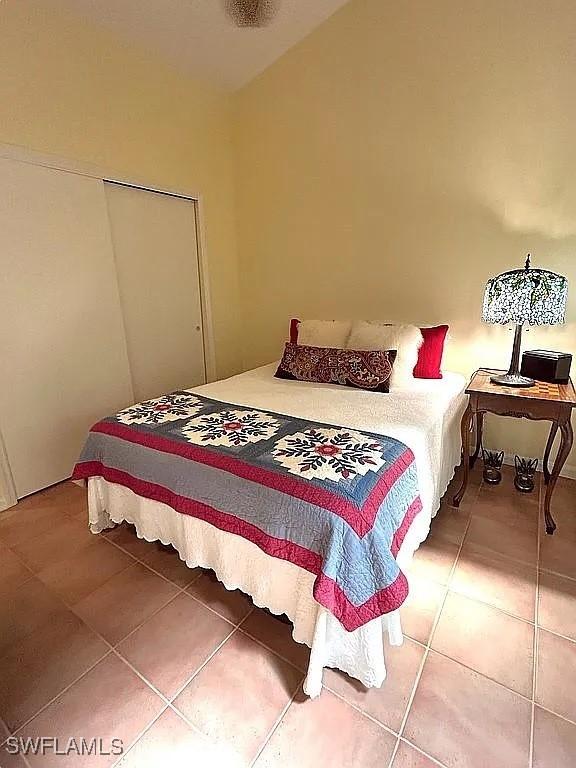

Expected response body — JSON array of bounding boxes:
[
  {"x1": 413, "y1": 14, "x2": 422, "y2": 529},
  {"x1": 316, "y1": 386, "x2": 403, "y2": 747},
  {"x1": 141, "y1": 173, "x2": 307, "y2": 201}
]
[
  {"x1": 224, "y1": 0, "x2": 279, "y2": 27},
  {"x1": 482, "y1": 255, "x2": 568, "y2": 388},
  {"x1": 514, "y1": 456, "x2": 538, "y2": 493},
  {"x1": 482, "y1": 448, "x2": 504, "y2": 485}
]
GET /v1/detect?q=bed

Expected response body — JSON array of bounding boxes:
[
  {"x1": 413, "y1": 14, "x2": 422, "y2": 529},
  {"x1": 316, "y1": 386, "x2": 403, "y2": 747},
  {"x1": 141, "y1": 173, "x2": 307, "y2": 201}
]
[{"x1": 74, "y1": 363, "x2": 467, "y2": 697}]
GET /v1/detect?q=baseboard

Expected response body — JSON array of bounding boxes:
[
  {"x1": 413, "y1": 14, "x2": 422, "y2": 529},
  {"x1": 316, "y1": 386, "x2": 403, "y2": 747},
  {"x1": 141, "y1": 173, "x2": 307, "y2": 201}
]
[
  {"x1": 0, "y1": 436, "x2": 17, "y2": 512},
  {"x1": 0, "y1": 497, "x2": 16, "y2": 513}
]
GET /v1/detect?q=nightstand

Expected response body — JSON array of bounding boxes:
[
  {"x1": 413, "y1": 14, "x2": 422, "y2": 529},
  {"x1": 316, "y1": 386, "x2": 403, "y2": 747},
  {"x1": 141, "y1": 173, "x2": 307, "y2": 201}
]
[{"x1": 452, "y1": 368, "x2": 575, "y2": 534}]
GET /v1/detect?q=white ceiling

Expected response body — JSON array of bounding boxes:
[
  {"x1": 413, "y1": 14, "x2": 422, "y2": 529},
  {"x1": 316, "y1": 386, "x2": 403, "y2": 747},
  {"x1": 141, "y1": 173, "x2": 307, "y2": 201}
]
[{"x1": 55, "y1": 0, "x2": 351, "y2": 90}]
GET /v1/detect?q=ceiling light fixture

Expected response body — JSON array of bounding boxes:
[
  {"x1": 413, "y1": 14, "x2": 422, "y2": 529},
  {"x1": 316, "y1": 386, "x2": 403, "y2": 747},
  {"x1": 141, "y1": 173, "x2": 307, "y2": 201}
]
[{"x1": 224, "y1": 0, "x2": 280, "y2": 27}]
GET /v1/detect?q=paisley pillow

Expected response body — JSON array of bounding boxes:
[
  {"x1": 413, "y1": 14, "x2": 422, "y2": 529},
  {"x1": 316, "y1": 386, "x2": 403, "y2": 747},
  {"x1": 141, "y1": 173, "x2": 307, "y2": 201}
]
[
  {"x1": 346, "y1": 322, "x2": 423, "y2": 389},
  {"x1": 275, "y1": 343, "x2": 397, "y2": 392}
]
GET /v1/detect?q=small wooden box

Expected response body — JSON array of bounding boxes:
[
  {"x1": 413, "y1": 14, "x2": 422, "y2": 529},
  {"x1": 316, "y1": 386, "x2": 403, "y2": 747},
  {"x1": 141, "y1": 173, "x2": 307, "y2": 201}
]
[{"x1": 521, "y1": 350, "x2": 572, "y2": 384}]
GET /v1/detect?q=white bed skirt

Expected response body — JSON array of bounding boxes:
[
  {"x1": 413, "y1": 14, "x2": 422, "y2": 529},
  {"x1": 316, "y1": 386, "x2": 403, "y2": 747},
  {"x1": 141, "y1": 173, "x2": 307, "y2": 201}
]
[{"x1": 88, "y1": 462, "x2": 454, "y2": 698}]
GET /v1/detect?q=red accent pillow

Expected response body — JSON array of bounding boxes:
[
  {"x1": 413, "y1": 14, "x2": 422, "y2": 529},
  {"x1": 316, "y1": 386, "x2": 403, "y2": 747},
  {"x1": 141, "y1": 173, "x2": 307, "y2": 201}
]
[
  {"x1": 413, "y1": 325, "x2": 449, "y2": 379},
  {"x1": 275, "y1": 343, "x2": 397, "y2": 392},
  {"x1": 289, "y1": 318, "x2": 300, "y2": 344}
]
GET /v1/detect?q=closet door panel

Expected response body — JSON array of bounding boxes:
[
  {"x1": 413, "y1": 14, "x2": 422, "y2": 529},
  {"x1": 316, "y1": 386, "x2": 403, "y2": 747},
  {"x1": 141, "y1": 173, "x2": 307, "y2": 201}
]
[
  {"x1": 0, "y1": 158, "x2": 134, "y2": 497},
  {"x1": 104, "y1": 183, "x2": 205, "y2": 402}
]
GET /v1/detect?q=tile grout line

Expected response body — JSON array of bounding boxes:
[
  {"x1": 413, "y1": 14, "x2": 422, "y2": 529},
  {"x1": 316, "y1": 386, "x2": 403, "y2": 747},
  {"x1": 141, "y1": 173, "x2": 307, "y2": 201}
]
[
  {"x1": 535, "y1": 624, "x2": 576, "y2": 646},
  {"x1": 538, "y1": 565, "x2": 576, "y2": 585},
  {"x1": 71, "y1": 574, "x2": 189, "y2": 649},
  {"x1": 446, "y1": 585, "x2": 537, "y2": 628},
  {"x1": 102, "y1": 529, "x2": 260, "y2": 629},
  {"x1": 0, "y1": 538, "x2": 127, "y2": 747},
  {"x1": 442, "y1": 479, "x2": 576, "y2": 641},
  {"x1": 4, "y1": 600, "x2": 246, "y2": 755},
  {"x1": 429, "y1": 475, "x2": 548, "y2": 711},
  {"x1": 464, "y1": 471, "x2": 543, "y2": 574},
  {"x1": 111, "y1": 573, "x2": 239, "y2": 641},
  {"x1": 0, "y1": 530, "x2": 127, "y2": 744},
  {"x1": 139, "y1": 608, "x2": 292, "y2": 765},
  {"x1": 397, "y1": 736, "x2": 450, "y2": 768},
  {"x1": 533, "y1": 703, "x2": 576, "y2": 729},
  {"x1": 109, "y1": 703, "x2": 171, "y2": 768},
  {"x1": 386, "y1": 644, "x2": 429, "y2": 768},
  {"x1": 386, "y1": 477, "x2": 481, "y2": 767},
  {"x1": 389, "y1": 474, "x2": 483, "y2": 768},
  {"x1": 2, "y1": 650, "x2": 116, "y2": 743},
  {"x1": 415, "y1": 475, "x2": 560, "y2": 708},
  {"x1": 84, "y1": 528, "x2": 318, "y2": 689},
  {"x1": 0, "y1": 722, "x2": 32, "y2": 768},
  {"x1": 110, "y1": 607, "x2": 257, "y2": 768},
  {"x1": 411, "y1": 486, "x2": 542, "y2": 629},
  {"x1": 101, "y1": 531, "x2": 200, "y2": 588},
  {"x1": 106, "y1": 645, "x2": 230, "y2": 760},
  {"x1": 322, "y1": 685, "x2": 399, "y2": 738},
  {"x1": 163, "y1": 622, "x2": 239, "y2": 705},
  {"x1": 1, "y1": 512, "x2": 311, "y2": 758},
  {"x1": 281, "y1": 479, "x2": 480, "y2": 768},
  {"x1": 529, "y1": 477, "x2": 543, "y2": 768},
  {"x1": 3, "y1": 576, "x2": 177, "y2": 743},
  {"x1": 2, "y1": 514, "x2": 185, "y2": 638},
  {"x1": 386, "y1": 477, "x2": 484, "y2": 767},
  {"x1": 109, "y1": 647, "x2": 182, "y2": 708},
  {"x1": 0, "y1": 534, "x2": 252, "y2": 747},
  {"x1": 248, "y1": 680, "x2": 306, "y2": 768},
  {"x1": 90, "y1": 527, "x2": 260, "y2": 627},
  {"x1": 419, "y1": 646, "x2": 534, "y2": 704},
  {"x1": 164, "y1": 701, "x2": 219, "y2": 742},
  {"x1": 7, "y1": 524, "x2": 206, "y2": 639},
  {"x1": 236, "y1": 625, "x2": 309, "y2": 676}
]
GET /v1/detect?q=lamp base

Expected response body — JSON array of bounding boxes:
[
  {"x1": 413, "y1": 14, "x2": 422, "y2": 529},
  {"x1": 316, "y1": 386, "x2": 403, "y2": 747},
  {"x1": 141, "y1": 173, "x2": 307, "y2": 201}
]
[{"x1": 490, "y1": 373, "x2": 535, "y2": 388}]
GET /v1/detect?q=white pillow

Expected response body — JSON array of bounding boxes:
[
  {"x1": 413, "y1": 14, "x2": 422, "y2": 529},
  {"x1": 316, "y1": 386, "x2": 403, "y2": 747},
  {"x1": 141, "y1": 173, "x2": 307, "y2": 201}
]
[
  {"x1": 346, "y1": 322, "x2": 423, "y2": 388},
  {"x1": 296, "y1": 319, "x2": 352, "y2": 348}
]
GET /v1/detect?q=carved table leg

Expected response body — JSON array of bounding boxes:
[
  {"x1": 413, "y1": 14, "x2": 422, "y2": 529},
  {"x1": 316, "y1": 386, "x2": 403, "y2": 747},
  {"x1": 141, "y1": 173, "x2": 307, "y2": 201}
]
[
  {"x1": 470, "y1": 411, "x2": 484, "y2": 468},
  {"x1": 453, "y1": 403, "x2": 474, "y2": 507},
  {"x1": 543, "y1": 422, "x2": 559, "y2": 486},
  {"x1": 543, "y1": 419, "x2": 573, "y2": 535}
]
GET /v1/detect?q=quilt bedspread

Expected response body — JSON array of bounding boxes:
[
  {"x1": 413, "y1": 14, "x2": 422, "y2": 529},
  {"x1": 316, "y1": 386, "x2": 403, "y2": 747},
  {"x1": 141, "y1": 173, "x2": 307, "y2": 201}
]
[{"x1": 72, "y1": 391, "x2": 423, "y2": 631}]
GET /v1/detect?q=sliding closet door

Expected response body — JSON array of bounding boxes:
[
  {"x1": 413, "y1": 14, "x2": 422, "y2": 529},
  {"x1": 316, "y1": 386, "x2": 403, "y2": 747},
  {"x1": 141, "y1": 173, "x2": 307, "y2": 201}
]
[
  {"x1": 104, "y1": 183, "x2": 206, "y2": 401},
  {"x1": 0, "y1": 158, "x2": 134, "y2": 498}
]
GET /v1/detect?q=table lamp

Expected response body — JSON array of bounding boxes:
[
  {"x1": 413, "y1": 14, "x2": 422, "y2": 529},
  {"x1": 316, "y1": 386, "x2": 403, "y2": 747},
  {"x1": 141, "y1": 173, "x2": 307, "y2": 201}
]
[{"x1": 482, "y1": 255, "x2": 568, "y2": 387}]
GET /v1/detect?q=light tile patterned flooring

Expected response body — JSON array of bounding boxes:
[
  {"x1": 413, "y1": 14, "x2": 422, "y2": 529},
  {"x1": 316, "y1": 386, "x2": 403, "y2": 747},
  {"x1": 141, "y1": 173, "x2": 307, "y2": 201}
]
[{"x1": 0, "y1": 467, "x2": 575, "y2": 767}]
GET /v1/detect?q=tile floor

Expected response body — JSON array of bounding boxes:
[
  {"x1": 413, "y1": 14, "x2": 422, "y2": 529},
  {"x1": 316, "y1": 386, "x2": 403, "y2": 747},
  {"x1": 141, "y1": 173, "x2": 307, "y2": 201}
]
[{"x1": 0, "y1": 467, "x2": 575, "y2": 767}]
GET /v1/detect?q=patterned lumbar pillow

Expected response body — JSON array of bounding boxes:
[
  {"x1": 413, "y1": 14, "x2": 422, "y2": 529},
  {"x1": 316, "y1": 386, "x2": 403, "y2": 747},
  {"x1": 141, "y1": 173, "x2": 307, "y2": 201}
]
[
  {"x1": 346, "y1": 322, "x2": 423, "y2": 389},
  {"x1": 275, "y1": 343, "x2": 397, "y2": 392}
]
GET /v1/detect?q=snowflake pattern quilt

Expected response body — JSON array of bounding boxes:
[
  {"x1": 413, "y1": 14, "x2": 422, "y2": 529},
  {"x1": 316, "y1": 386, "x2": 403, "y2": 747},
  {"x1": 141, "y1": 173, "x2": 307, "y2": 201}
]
[{"x1": 73, "y1": 392, "x2": 423, "y2": 631}]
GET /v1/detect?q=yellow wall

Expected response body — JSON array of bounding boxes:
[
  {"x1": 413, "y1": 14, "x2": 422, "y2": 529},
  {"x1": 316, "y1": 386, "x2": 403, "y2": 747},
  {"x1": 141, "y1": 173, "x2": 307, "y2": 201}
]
[
  {"x1": 0, "y1": 0, "x2": 241, "y2": 379},
  {"x1": 234, "y1": 0, "x2": 576, "y2": 469}
]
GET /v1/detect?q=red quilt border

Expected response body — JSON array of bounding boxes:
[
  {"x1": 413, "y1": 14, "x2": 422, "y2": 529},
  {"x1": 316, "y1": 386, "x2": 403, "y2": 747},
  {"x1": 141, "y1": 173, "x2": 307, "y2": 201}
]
[
  {"x1": 73, "y1": 461, "x2": 422, "y2": 631},
  {"x1": 90, "y1": 420, "x2": 414, "y2": 538}
]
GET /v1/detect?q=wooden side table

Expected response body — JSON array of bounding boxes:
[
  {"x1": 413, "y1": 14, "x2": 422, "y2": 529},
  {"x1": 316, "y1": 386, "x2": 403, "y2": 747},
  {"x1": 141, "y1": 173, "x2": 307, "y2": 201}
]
[{"x1": 452, "y1": 368, "x2": 575, "y2": 534}]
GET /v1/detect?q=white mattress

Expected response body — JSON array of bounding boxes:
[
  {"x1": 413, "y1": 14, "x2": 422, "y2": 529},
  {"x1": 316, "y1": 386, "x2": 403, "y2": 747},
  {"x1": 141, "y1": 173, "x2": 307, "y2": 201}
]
[{"x1": 88, "y1": 365, "x2": 467, "y2": 696}]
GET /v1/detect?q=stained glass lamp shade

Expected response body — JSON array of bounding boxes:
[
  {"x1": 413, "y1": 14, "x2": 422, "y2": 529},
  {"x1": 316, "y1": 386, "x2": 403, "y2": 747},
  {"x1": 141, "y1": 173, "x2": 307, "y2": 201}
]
[{"x1": 482, "y1": 255, "x2": 568, "y2": 387}]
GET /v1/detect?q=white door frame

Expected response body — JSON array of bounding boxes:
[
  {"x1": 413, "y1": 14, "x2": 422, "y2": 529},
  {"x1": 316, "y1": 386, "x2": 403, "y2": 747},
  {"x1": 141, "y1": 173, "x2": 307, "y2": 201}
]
[{"x1": 0, "y1": 141, "x2": 217, "y2": 509}]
